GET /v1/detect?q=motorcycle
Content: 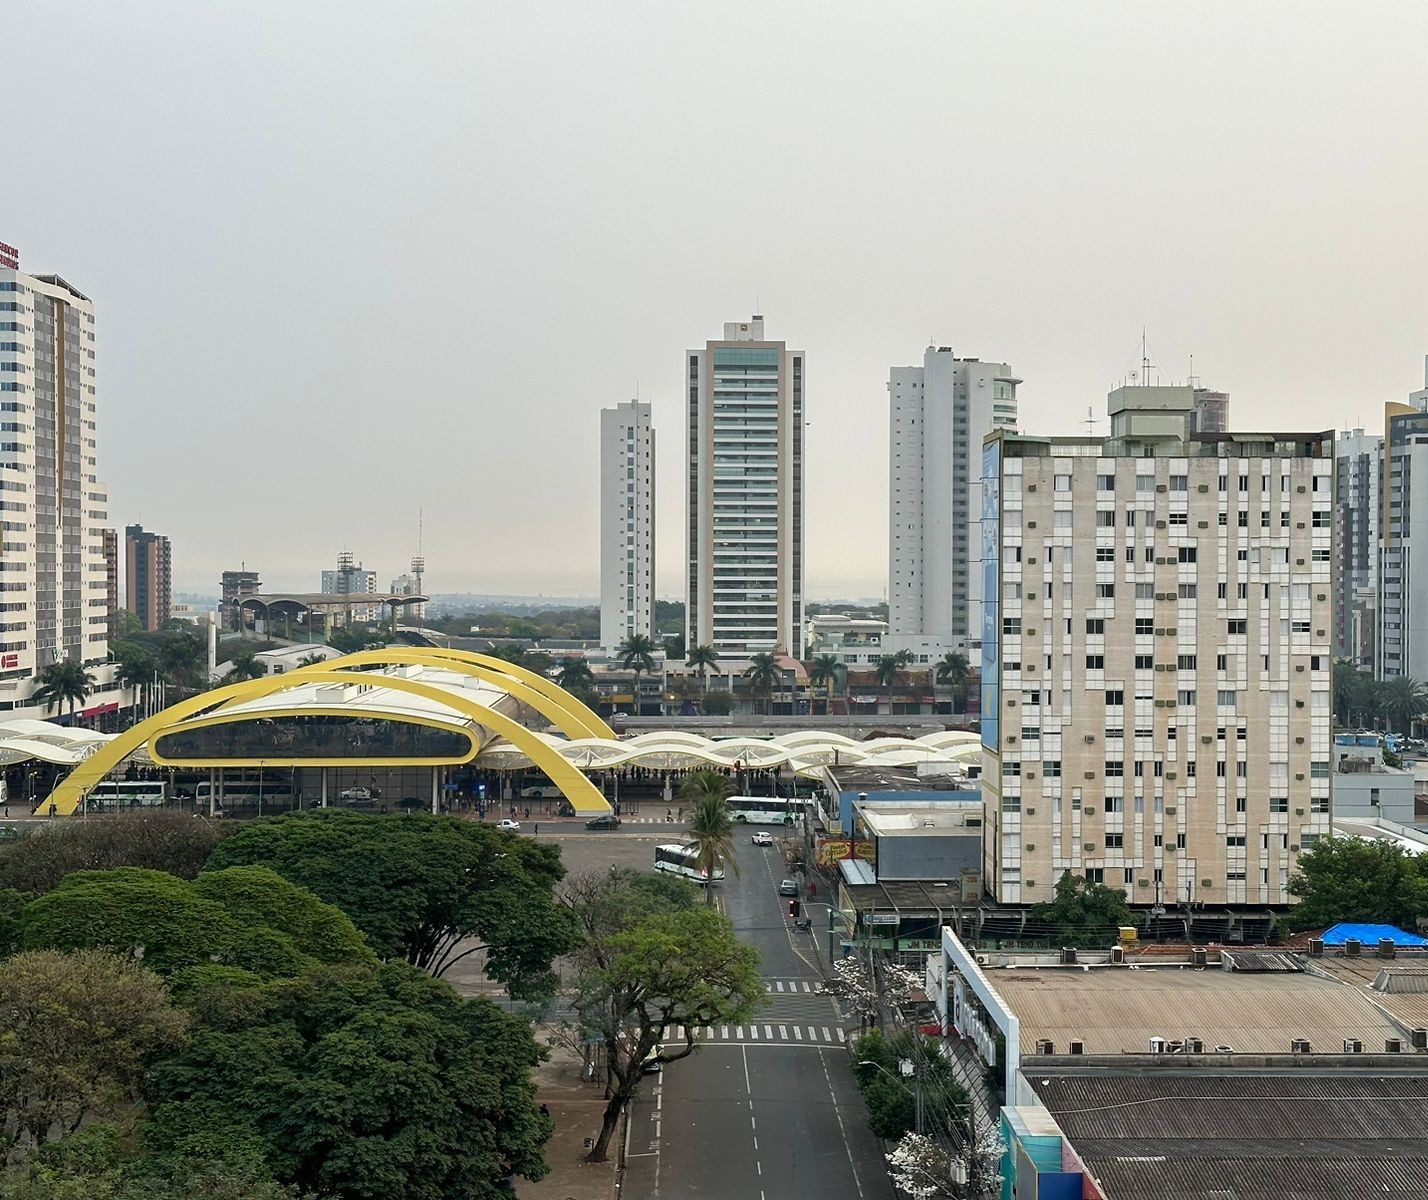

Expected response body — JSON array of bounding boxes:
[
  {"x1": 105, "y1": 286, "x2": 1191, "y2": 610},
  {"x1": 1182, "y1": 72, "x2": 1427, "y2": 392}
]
[{"x1": 792, "y1": 917, "x2": 813, "y2": 933}]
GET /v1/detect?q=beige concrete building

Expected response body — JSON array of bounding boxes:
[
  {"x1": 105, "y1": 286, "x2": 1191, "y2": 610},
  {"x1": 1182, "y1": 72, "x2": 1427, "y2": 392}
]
[{"x1": 980, "y1": 385, "x2": 1334, "y2": 909}]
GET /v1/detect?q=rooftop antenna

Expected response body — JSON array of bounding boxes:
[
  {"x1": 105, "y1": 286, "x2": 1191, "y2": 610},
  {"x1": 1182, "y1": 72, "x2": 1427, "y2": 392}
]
[
  {"x1": 411, "y1": 509, "x2": 425, "y2": 623},
  {"x1": 1084, "y1": 406, "x2": 1098, "y2": 437},
  {"x1": 1140, "y1": 326, "x2": 1156, "y2": 387}
]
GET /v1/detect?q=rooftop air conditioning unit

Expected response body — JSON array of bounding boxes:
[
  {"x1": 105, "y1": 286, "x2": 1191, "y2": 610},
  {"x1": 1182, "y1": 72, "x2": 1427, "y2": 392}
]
[
  {"x1": 1308, "y1": 937, "x2": 1324, "y2": 956},
  {"x1": 1060, "y1": 947, "x2": 1078, "y2": 965},
  {"x1": 1084, "y1": 734, "x2": 1096, "y2": 743},
  {"x1": 1068, "y1": 1039, "x2": 1084, "y2": 1055},
  {"x1": 1345, "y1": 938, "x2": 1362, "y2": 957},
  {"x1": 1379, "y1": 939, "x2": 1397, "y2": 958},
  {"x1": 1187, "y1": 1037, "x2": 1205, "y2": 1054},
  {"x1": 975, "y1": 954, "x2": 990, "y2": 966},
  {"x1": 1192, "y1": 947, "x2": 1208, "y2": 968},
  {"x1": 1035, "y1": 1039, "x2": 1055, "y2": 1054},
  {"x1": 1111, "y1": 945, "x2": 1125, "y2": 964},
  {"x1": 1386, "y1": 1038, "x2": 1404, "y2": 1053},
  {"x1": 1148, "y1": 1036, "x2": 1166, "y2": 1054},
  {"x1": 1291, "y1": 1039, "x2": 1311, "y2": 1053},
  {"x1": 1343, "y1": 1039, "x2": 1364, "y2": 1054}
]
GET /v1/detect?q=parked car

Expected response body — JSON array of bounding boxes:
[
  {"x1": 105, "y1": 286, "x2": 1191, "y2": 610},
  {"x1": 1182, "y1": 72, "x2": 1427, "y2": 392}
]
[
  {"x1": 339, "y1": 785, "x2": 373, "y2": 801},
  {"x1": 585, "y1": 813, "x2": 621, "y2": 830},
  {"x1": 496, "y1": 818, "x2": 521, "y2": 832},
  {"x1": 778, "y1": 878, "x2": 799, "y2": 897},
  {"x1": 751, "y1": 831, "x2": 774, "y2": 846}
]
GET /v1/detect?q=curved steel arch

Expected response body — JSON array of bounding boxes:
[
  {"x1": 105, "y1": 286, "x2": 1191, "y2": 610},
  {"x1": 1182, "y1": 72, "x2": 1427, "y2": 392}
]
[
  {"x1": 38, "y1": 669, "x2": 612, "y2": 817},
  {"x1": 207, "y1": 647, "x2": 610, "y2": 743}
]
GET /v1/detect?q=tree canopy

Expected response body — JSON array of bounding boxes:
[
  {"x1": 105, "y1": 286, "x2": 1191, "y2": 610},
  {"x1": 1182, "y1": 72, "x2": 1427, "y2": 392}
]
[
  {"x1": 18, "y1": 867, "x2": 374, "y2": 978},
  {"x1": 1029, "y1": 871, "x2": 1134, "y2": 945},
  {"x1": 145, "y1": 962, "x2": 550, "y2": 1200},
  {"x1": 0, "y1": 812, "x2": 228, "y2": 895},
  {"x1": 1287, "y1": 836, "x2": 1428, "y2": 930},
  {"x1": 203, "y1": 812, "x2": 576, "y2": 995},
  {"x1": 561, "y1": 868, "x2": 762, "y2": 1161},
  {"x1": 0, "y1": 950, "x2": 188, "y2": 1159}
]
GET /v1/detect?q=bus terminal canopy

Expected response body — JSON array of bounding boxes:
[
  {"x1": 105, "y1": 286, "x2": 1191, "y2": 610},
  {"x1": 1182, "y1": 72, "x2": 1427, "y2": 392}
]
[
  {"x1": 40, "y1": 647, "x2": 615, "y2": 816},
  {"x1": 36, "y1": 647, "x2": 981, "y2": 817},
  {"x1": 474, "y1": 728, "x2": 983, "y2": 777},
  {"x1": 237, "y1": 592, "x2": 429, "y2": 613},
  {"x1": 0, "y1": 720, "x2": 123, "y2": 766}
]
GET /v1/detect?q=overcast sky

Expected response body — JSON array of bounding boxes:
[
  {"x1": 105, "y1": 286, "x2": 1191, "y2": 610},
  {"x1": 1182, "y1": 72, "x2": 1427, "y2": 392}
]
[{"x1": 9, "y1": 2, "x2": 1428, "y2": 599}]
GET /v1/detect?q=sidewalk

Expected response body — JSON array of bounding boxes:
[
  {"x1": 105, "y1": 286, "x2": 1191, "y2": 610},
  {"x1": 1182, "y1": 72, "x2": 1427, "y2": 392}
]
[{"x1": 521, "y1": 1040, "x2": 619, "y2": 1200}]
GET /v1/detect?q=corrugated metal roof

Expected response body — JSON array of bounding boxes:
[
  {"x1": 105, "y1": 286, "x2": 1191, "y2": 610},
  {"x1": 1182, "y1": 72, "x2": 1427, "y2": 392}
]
[
  {"x1": 994, "y1": 966, "x2": 1403, "y2": 1054},
  {"x1": 1033, "y1": 1074, "x2": 1428, "y2": 1199}
]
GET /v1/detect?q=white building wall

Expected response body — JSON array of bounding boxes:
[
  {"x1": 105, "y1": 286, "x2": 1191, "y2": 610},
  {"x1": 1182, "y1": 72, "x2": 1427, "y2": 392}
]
[
  {"x1": 887, "y1": 347, "x2": 1018, "y2": 668},
  {"x1": 600, "y1": 399, "x2": 655, "y2": 650},
  {"x1": 0, "y1": 265, "x2": 116, "y2": 718}
]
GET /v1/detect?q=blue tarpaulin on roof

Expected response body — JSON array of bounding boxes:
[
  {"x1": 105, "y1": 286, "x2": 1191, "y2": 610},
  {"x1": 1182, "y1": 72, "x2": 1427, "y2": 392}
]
[{"x1": 1321, "y1": 922, "x2": 1428, "y2": 947}]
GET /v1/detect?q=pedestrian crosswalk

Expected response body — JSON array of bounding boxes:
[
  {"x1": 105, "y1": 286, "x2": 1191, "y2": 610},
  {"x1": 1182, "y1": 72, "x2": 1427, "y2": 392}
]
[
  {"x1": 664, "y1": 1022, "x2": 849, "y2": 1046},
  {"x1": 764, "y1": 979, "x2": 822, "y2": 993}
]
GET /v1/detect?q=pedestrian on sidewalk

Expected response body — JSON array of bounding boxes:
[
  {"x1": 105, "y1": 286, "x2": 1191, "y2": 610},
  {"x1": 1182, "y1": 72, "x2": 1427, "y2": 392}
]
[{"x1": 534, "y1": 823, "x2": 539, "y2": 836}]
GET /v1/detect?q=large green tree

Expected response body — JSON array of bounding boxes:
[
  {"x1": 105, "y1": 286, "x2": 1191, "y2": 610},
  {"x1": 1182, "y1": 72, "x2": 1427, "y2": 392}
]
[
  {"x1": 0, "y1": 811, "x2": 227, "y2": 895},
  {"x1": 145, "y1": 963, "x2": 552, "y2": 1200},
  {"x1": 743, "y1": 652, "x2": 781, "y2": 714},
  {"x1": 685, "y1": 644, "x2": 719, "y2": 693},
  {"x1": 561, "y1": 869, "x2": 762, "y2": 1162},
  {"x1": 808, "y1": 654, "x2": 842, "y2": 714},
  {"x1": 1288, "y1": 836, "x2": 1428, "y2": 930},
  {"x1": 1029, "y1": 871, "x2": 1134, "y2": 945},
  {"x1": 0, "y1": 950, "x2": 188, "y2": 1161},
  {"x1": 204, "y1": 812, "x2": 576, "y2": 994},
  {"x1": 18, "y1": 867, "x2": 373, "y2": 978}
]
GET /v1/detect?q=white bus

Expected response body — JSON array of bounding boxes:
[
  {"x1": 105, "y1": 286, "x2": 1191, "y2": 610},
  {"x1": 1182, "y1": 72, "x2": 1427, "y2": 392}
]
[
  {"x1": 83, "y1": 780, "x2": 168, "y2": 811},
  {"x1": 653, "y1": 842, "x2": 725, "y2": 885},
  {"x1": 195, "y1": 781, "x2": 295, "y2": 810},
  {"x1": 725, "y1": 795, "x2": 806, "y2": 825}
]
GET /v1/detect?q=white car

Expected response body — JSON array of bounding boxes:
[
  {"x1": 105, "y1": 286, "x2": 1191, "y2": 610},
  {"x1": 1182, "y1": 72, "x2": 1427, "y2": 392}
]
[
  {"x1": 496, "y1": 818, "x2": 521, "y2": 832},
  {"x1": 751, "y1": 831, "x2": 774, "y2": 846}
]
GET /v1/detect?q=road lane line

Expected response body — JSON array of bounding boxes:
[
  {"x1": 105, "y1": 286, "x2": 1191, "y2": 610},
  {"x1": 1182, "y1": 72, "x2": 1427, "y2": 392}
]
[{"x1": 820, "y1": 1048, "x2": 867, "y2": 1199}]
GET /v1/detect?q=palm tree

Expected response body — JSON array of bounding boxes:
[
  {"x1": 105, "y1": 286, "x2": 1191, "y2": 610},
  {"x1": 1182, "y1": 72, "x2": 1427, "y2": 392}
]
[
  {"x1": 557, "y1": 657, "x2": 595, "y2": 692},
  {"x1": 1381, "y1": 675, "x2": 1428, "y2": 736},
  {"x1": 31, "y1": 660, "x2": 95, "y2": 721},
  {"x1": 935, "y1": 651, "x2": 971, "y2": 714},
  {"x1": 680, "y1": 770, "x2": 738, "y2": 904},
  {"x1": 686, "y1": 644, "x2": 720, "y2": 694},
  {"x1": 296, "y1": 653, "x2": 328, "y2": 668},
  {"x1": 874, "y1": 654, "x2": 906, "y2": 712},
  {"x1": 224, "y1": 651, "x2": 267, "y2": 684},
  {"x1": 808, "y1": 654, "x2": 842, "y2": 715},
  {"x1": 112, "y1": 645, "x2": 156, "y2": 715},
  {"x1": 617, "y1": 634, "x2": 658, "y2": 713},
  {"x1": 744, "y1": 652, "x2": 781, "y2": 715}
]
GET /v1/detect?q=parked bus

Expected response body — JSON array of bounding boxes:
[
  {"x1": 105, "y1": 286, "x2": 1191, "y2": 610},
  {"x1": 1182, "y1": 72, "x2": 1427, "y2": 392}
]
[
  {"x1": 653, "y1": 842, "x2": 725, "y2": 885},
  {"x1": 83, "y1": 780, "x2": 168, "y2": 811},
  {"x1": 724, "y1": 795, "x2": 808, "y2": 825},
  {"x1": 194, "y1": 781, "x2": 296, "y2": 812}
]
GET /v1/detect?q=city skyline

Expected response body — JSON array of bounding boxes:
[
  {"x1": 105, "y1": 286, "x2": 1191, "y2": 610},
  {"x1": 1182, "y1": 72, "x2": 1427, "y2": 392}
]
[{"x1": 8, "y1": 4, "x2": 1428, "y2": 599}]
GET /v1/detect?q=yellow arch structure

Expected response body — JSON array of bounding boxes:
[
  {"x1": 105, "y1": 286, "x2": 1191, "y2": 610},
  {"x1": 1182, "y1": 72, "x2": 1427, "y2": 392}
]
[
  {"x1": 39, "y1": 667, "x2": 612, "y2": 818},
  {"x1": 206, "y1": 647, "x2": 612, "y2": 743}
]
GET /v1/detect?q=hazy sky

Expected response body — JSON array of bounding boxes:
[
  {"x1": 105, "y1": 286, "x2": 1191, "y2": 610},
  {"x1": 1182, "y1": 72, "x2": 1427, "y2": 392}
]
[{"x1": 9, "y1": 2, "x2": 1428, "y2": 599}]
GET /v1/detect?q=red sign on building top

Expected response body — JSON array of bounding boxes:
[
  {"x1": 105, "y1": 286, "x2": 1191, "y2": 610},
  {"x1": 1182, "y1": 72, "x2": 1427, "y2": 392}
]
[{"x1": 0, "y1": 242, "x2": 18, "y2": 271}]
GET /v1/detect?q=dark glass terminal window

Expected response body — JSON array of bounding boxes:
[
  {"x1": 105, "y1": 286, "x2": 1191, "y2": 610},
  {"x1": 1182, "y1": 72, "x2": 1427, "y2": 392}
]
[{"x1": 153, "y1": 714, "x2": 474, "y2": 762}]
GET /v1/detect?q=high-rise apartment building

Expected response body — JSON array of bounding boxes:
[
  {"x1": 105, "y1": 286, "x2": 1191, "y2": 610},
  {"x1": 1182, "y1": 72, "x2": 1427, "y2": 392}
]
[
  {"x1": 1379, "y1": 358, "x2": 1428, "y2": 681},
  {"x1": 887, "y1": 347, "x2": 1019, "y2": 668},
  {"x1": 321, "y1": 552, "x2": 378, "y2": 622},
  {"x1": 102, "y1": 528, "x2": 120, "y2": 617},
  {"x1": 0, "y1": 256, "x2": 113, "y2": 714},
  {"x1": 980, "y1": 385, "x2": 1334, "y2": 910},
  {"x1": 1334, "y1": 429, "x2": 1381, "y2": 671},
  {"x1": 687, "y1": 316, "x2": 804, "y2": 657},
  {"x1": 220, "y1": 567, "x2": 261, "y2": 630},
  {"x1": 125, "y1": 524, "x2": 172, "y2": 631},
  {"x1": 600, "y1": 399, "x2": 655, "y2": 650}
]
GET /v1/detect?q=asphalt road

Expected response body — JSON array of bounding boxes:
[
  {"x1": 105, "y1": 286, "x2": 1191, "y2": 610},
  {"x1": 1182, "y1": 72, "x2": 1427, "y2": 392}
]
[{"x1": 623, "y1": 836, "x2": 892, "y2": 1200}]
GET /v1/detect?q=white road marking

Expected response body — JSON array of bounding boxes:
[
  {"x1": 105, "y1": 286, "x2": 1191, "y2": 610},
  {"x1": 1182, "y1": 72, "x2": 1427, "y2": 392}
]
[
  {"x1": 837, "y1": 1028, "x2": 847, "y2": 1042},
  {"x1": 793, "y1": 1026, "x2": 803, "y2": 1040},
  {"x1": 822, "y1": 1026, "x2": 833, "y2": 1042},
  {"x1": 749, "y1": 1025, "x2": 759, "y2": 1039},
  {"x1": 808, "y1": 1026, "x2": 818, "y2": 1042},
  {"x1": 820, "y1": 1048, "x2": 867, "y2": 1199},
  {"x1": 736, "y1": 1026, "x2": 744, "y2": 1039},
  {"x1": 765, "y1": 1024, "x2": 774, "y2": 1039},
  {"x1": 779, "y1": 1025, "x2": 788, "y2": 1038}
]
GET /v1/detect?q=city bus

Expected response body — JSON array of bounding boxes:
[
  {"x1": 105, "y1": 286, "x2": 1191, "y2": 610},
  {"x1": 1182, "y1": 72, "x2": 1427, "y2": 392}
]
[
  {"x1": 653, "y1": 842, "x2": 725, "y2": 885},
  {"x1": 194, "y1": 781, "x2": 296, "y2": 812},
  {"x1": 725, "y1": 795, "x2": 809, "y2": 825},
  {"x1": 83, "y1": 780, "x2": 168, "y2": 811}
]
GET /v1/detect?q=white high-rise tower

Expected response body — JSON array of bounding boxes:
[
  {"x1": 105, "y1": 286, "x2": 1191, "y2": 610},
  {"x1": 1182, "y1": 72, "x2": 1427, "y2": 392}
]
[
  {"x1": 887, "y1": 347, "x2": 1019, "y2": 668},
  {"x1": 0, "y1": 246, "x2": 117, "y2": 716},
  {"x1": 687, "y1": 316, "x2": 805, "y2": 658},
  {"x1": 600, "y1": 400, "x2": 655, "y2": 650}
]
